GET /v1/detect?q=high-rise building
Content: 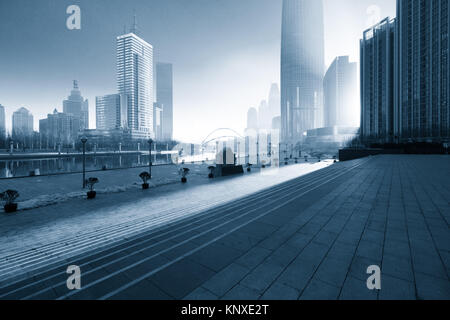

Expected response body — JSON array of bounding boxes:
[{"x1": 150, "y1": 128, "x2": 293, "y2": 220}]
[
  {"x1": 258, "y1": 100, "x2": 272, "y2": 130},
  {"x1": 153, "y1": 102, "x2": 163, "y2": 141},
  {"x1": 268, "y1": 83, "x2": 281, "y2": 122},
  {"x1": 156, "y1": 63, "x2": 173, "y2": 141},
  {"x1": 12, "y1": 107, "x2": 34, "y2": 139},
  {"x1": 39, "y1": 109, "x2": 81, "y2": 147},
  {"x1": 360, "y1": 18, "x2": 396, "y2": 143},
  {"x1": 323, "y1": 56, "x2": 358, "y2": 128},
  {"x1": 281, "y1": 0, "x2": 325, "y2": 142},
  {"x1": 247, "y1": 108, "x2": 258, "y2": 130},
  {"x1": 397, "y1": 0, "x2": 449, "y2": 142},
  {"x1": 63, "y1": 80, "x2": 89, "y2": 131},
  {"x1": 96, "y1": 94, "x2": 128, "y2": 130},
  {"x1": 117, "y1": 22, "x2": 153, "y2": 137},
  {"x1": 0, "y1": 104, "x2": 5, "y2": 143}
]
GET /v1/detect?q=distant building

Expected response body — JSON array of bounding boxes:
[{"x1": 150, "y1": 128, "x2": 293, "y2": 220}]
[
  {"x1": 305, "y1": 126, "x2": 359, "y2": 149},
  {"x1": 268, "y1": 83, "x2": 281, "y2": 123},
  {"x1": 117, "y1": 23, "x2": 154, "y2": 137},
  {"x1": 0, "y1": 104, "x2": 5, "y2": 144},
  {"x1": 360, "y1": 18, "x2": 396, "y2": 143},
  {"x1": 156, "y1": 63, "x2": 173, "y2": 141},
  {"x1": 12, "y1": 107, "x2": 34, "y2": 139},
  {"x1": 323, "y1": 56, "x2": 358, "y2": 128},
  {"x1": 397, "y1": 0, "x2": 449, "y2": 142},
  {"x1": 281, "y1": 0, "x2": 325, "y2": 142},
  {"x1": 96, "y1": 94, "x2": 128, "y2": 130},
  {"x1": 272, "y1": 116, "x2": 281, "y2": 130},
  {"x1": 63, "y1": 80, "x2": 89, "y2": 131},
  {"x1": 258, "y1": 100, "x2": 272, "y2": 131},
  {"x1": 247, "y1": 108, "x2": 258, "y2": 130},
  {"x1": 153, "y1": 102, "x2": 163, "y2": 141},
  {"x1": 39, "y1": 109, "x2": 80, "y2": 148}
]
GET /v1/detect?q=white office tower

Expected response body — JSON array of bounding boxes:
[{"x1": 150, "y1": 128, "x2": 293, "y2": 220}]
[{"x1": 116, "y1": 20, "x2": 154, "y2": 138}]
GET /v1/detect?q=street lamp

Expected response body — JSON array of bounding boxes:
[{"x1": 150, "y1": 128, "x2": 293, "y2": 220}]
[
  {"x1": 81, "y1": 136, "x2": 87, "y2": 188},
  {"x1": 148, "y1": 138, "x2": 153, "y2": 179}
]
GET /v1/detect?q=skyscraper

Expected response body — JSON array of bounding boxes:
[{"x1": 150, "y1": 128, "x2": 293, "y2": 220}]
[
  {"x1": 117, "y1": 20, "x2": 153, "y2": 138},
  {"x1": 281, "y1": 0, "x2": 325, "y2": 142},
  {"x1": 12, "y1": 107, "x2": 34, "y2": 139},
  {"x1": 258, "y1": 100, "x2": 271, "y2": 130},
  {"x1": 323, "y1": 56, "x2": 358, "y2": 128},
  {"x1": 156, "y1": 63, "x2": 173, "y2": 141},
  {"x1": 39, "y1": 109, "x2": 81, "y2": 147},
  {"x1": 247, "y1": 108, "x2": 258, "y2": 130},
  {"x1": 96, "y1": 94, "x2": 128, "y2": 130},
  {"x1": 397, "y1": 0, "x2": 449, "y2": 142},
  {"x1": 360, "y1": 18, "x2": 396, "y2": 143},
  {"x1": 0, "y1": 104, "x2": 5, "y2": 144},
  {"x1": 63, "y1": 80, "x2": 89, "y2": 131},
  {"x1": 268, "y1": 83, "x2": 281, "y2": 122}
]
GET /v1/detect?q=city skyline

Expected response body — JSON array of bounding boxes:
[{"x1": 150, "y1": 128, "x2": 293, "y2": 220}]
[{"x1": 0, "y1": 0, "x2": 396, "y2": 143}]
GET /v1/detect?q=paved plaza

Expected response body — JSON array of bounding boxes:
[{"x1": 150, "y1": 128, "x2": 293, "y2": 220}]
[{"x1": 0, "y1": 155, "x2": 449, "y2": 300}]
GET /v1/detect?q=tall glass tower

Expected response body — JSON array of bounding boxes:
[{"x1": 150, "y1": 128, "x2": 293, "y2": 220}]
[
  {"x1": 117, "y1": 20, "x2": 153, "y2": 136},
  {"x1": 397, "y1": 0, "x2": 449, "y2": 142},
  {"x1": 156, "y1": 63, "x2": 173, "y2": 141},
  {"x1": 281, "y1": 0, "x2": 325, "y2": 142}
]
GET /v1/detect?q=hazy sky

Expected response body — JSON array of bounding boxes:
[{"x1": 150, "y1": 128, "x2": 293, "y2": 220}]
[{"x1": 0, "y1": 0, "x2": 395, "y2": 142}]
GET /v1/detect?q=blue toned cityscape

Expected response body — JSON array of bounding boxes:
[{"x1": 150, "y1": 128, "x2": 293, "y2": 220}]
[{"x1": 0, "y1": 0, "x2": 449, "y2": 306}]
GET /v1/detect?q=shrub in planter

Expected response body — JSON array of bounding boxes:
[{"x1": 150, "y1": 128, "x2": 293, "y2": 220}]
[
  {"x1": 208, "y1": 166, "x2": 215, "y2": 179},
  {"x1": 1, "y1": 190, "x2": 19, "y2": 213},
  {"x1": 246, "y1": 163, "x2": 252, "y2": 172},
  {"x1": 85, "y1": 177, "x2": 99, "y2": 199},
  {"x1": 139, "y1": 171, "x2": 151, "y2": 189},
  {"x1": 261, "y1": 161, "x2": 266, "y2": 169},
  {"x1": 180, "y1": 168, "x2": 190, "y2": 183}
]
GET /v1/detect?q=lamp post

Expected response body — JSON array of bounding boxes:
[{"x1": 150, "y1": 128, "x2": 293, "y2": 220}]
[
  {"x1": 148, "y1": 138, "x2": 153, "y2": 179},
  {"x1": 81, "y1": 136, "x2": 87, "y2": 188}
]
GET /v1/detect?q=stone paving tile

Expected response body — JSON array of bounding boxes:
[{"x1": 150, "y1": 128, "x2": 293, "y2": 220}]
[
  {"x1": 239, "y1": 261, "x2": 285, "y2": 294},
  {"x1": 188, "y1": 242, "x2": 244, "y2": 273},
  {"x1": 348, "y1": 256, "x2": 381, "y2": 282},
  {"x1": 355, "y1": 240, "x2": 384, "y2": 261},
  {"x1": 201, "y1": 263, "x2": 250, "y2": 297},
  {"x1": 148, "y1": 258, "x2": 216, "y2": 300},
  {"x1": 378, "y1": 275, "x2": 416, "y2": 300},
  {"x1": 314, "y1": 256, "x2": 353, "y2": 288},
  {"x1": 260, "y1": 281, "x2": 299, "y2": 300},
  {"x1": 109, "y1": 279, "x2": 173, "y2": 300},
  {"x1": 339, "y1": 276, "x2": 378, "y2": 300},
  {"x1": 415, "y1": 272, "x2": 450, "y2": 300},
  {"x1": 221, "y1": 284, "x2": 260, "y2": 300},
  {"x1": 381, "y1": 254, "x2": 414, "y2": 283},
  {"x1": 184, "y1": 287, "x2": 219, "y2": 300},
  {"x1": 235, "y1": 246, "x2": 273, "y2": 270},
  {"x1": 300, "y1": 278, "x2": 340, "y2": 300},
  {"x1": 277, "y1": 258, "x2": 318, "y2": 292}
]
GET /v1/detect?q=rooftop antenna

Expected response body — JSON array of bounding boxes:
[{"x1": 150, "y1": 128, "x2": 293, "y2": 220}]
[
  {"x1": 130, "y1": 10, "x2": 139, "y2": 35},
  {"x1": 73, "y1": 80, "x2": 79, "y2": 89}
]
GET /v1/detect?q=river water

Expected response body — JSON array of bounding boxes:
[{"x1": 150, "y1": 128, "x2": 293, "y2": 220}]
[{"x1": 0, "y1": 154, "x2": 172, "y2": 178}]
